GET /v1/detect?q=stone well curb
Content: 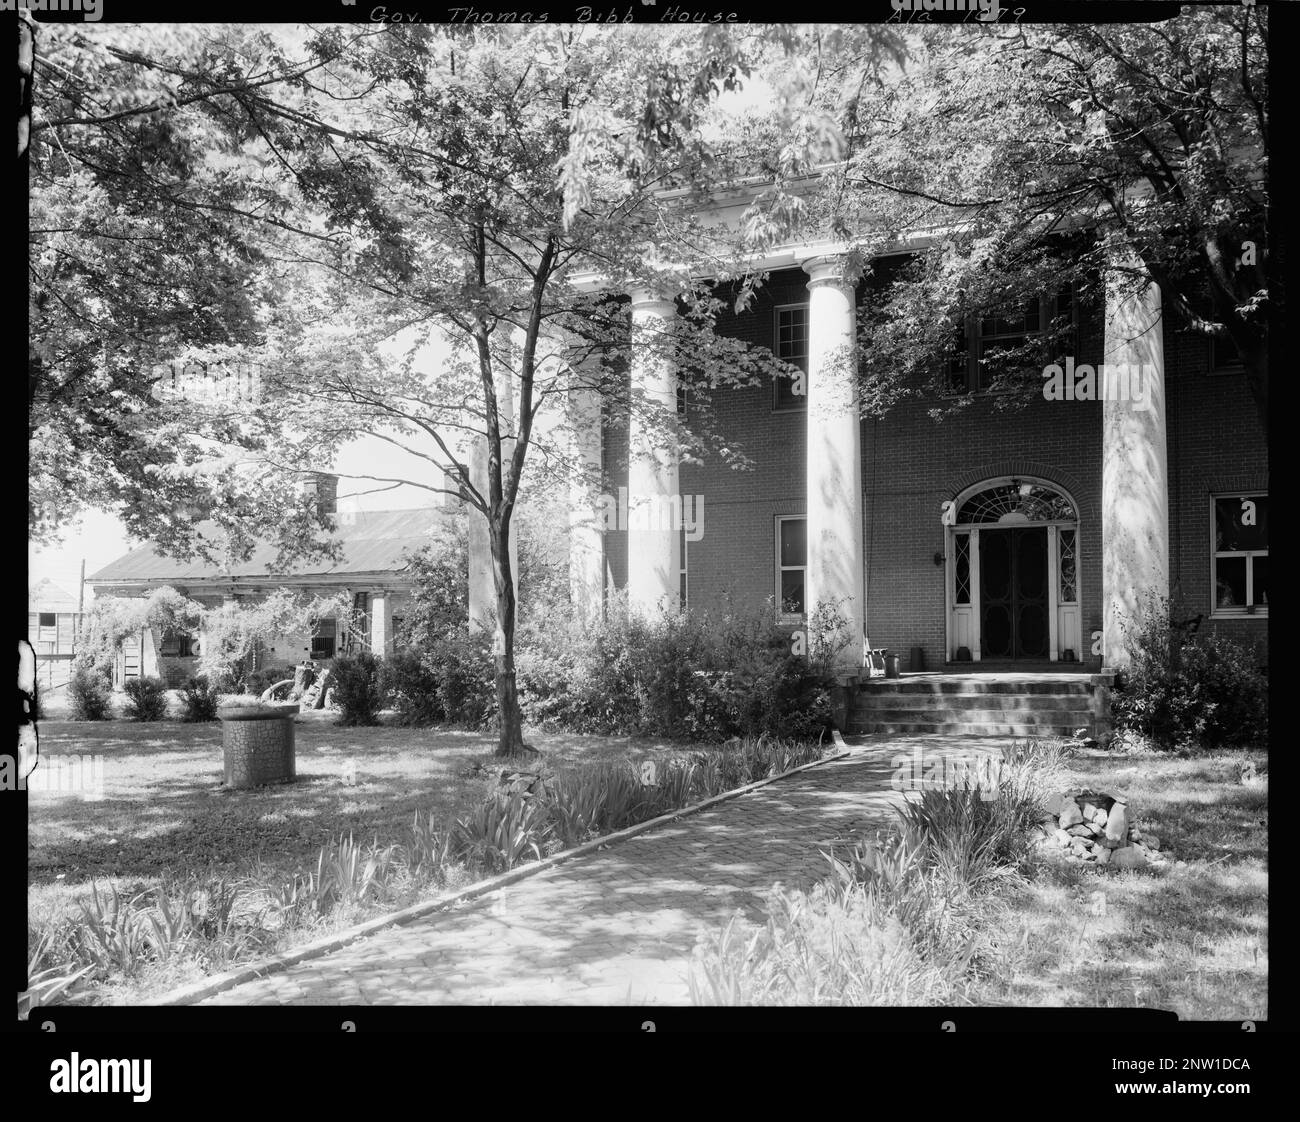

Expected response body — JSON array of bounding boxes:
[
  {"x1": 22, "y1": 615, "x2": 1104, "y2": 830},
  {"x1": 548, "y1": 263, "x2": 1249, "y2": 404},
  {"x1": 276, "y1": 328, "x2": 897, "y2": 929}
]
[{"x1": 148, "y1": 732, "x2": 855, "y2": 1006}]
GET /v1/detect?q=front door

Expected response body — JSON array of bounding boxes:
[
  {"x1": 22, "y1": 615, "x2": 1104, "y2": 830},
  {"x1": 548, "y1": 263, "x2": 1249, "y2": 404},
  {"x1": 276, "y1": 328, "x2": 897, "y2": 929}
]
[{"x1": 979, "y1": 528, "x2": 1049, "y2": 659}]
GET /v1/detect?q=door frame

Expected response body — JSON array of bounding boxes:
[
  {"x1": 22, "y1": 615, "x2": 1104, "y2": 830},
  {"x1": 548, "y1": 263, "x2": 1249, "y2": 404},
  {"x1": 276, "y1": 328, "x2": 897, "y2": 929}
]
[{"x1": 944, "y1": 476, "x2": 1081, "y2": 663}]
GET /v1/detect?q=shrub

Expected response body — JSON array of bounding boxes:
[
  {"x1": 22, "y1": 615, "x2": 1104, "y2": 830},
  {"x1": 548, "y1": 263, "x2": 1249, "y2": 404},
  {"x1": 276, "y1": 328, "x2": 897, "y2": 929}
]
[
  {"x1": 178, "y1": 676, "x2": 222, "y2": 722},
  {"x1": 516, "y1": 610, "x2": 640, "y2": 734},
  {"x1": 431, "y1": 636, "x2": 496, "y2": 728},
  {"x1": 517, "y1": 601, "x2": 835, "y2": 743},
  {"x1": 451, "y1": 789, "x2": 551, "y2": 875},
  {"x1": 689, "y1": 880, "x2": 961, "y2": 1006},
  {"x1": 896, "y1": 777, "x2": 1041, "y2": 885},
  {"x1": 330, "y1": 651, "x2": 386, "y2": 726},
  {"x1": 68, "y1": 666, "x2": 113, "y2": 721},
  {"x1": 1112, "y1": 595, "x2": 1268, "y2": 750},
  {"x1": 383, "y1": 649, "x2": 445, "y2": 726},
  {"x1": 123, "y1": 676, "x2": 169, "y2": 721}
]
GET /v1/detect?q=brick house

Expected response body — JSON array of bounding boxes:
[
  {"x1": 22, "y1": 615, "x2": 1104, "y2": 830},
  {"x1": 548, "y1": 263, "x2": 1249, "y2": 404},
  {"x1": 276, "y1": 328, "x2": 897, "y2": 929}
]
[
  {"x1": 86, "y1": 474, "x2": 451, "y2": 685},
  {"x1": 560, "y1": 232, "x2": 1267, "y2": 733}
]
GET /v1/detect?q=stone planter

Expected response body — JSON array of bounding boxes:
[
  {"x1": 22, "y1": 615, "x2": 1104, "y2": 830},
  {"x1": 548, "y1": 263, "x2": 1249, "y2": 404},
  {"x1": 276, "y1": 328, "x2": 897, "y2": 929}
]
[{"x1": 217, "y1": 703, "x2": 299, "y2": 789}]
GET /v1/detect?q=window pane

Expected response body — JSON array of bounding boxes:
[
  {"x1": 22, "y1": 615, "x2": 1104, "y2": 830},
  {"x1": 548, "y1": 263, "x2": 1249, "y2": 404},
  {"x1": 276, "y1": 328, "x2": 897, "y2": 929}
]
[
  {"x1": 1215, "y1": 556, "x2": 1248, "y2": 609},
  {"x1": 1252, "y1": 556, "x2": 1268, "y2": 607},
  {"x1": 780, "y1": 519, "x2": 807, "y2": 567},
  {"x1": 39, "y1": 613, "x2": 56, "y2": 627},
  {"x1": 780, "y1": 570, "x2": 805, "y2": 615},
  {"x1": 775, "y1": 372, "x2": 805, "y2": 408},
  {"x1": 777, "y1": 307, "x2": 809, "y2": 364},
  {"x1": 954, "y1": 533, "x2": 971, "y2": 605},
  {"x1": 1212, "y1": 335, "x2": 1241, "y2": 371},
  {"x1": 1215, "y1": 496, "x2": 1268, "y2": 552},
  {"x1": 1059, "y1": 528, "x2": 1077, "y2": 604}
]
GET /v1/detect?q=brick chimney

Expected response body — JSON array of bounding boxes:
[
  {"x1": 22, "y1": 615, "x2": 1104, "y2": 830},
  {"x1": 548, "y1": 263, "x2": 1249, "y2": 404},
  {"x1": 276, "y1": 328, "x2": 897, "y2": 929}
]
[{"x1": 302, "y1": 472, "x2": 339, "y2": 518}]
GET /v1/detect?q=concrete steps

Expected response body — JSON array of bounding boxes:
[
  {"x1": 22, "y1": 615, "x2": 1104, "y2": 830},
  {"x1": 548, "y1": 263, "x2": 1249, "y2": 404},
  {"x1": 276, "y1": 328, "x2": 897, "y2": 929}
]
[{"x1": 847, "y1": 673, "x2": 1109, "y2": 738}]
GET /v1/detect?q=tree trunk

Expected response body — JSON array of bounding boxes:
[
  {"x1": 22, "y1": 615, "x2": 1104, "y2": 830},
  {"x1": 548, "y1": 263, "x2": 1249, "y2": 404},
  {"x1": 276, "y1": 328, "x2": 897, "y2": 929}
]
[{"x1": 490, "y1": 521, "x2": 532, "y2": 758}]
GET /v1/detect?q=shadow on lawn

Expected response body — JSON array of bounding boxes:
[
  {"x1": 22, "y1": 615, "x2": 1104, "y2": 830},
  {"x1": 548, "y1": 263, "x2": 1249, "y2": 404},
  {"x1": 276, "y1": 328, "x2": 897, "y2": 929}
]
[{"x1": 28, "y1": 717, "x2": 696, "y2": 889}]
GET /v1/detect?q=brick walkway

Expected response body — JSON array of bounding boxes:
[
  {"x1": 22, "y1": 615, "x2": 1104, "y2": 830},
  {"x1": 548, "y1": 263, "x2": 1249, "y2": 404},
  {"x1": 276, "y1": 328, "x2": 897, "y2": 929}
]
[{"x1": 197, "y1": 737, "x2": 1002, "y2": 1006}]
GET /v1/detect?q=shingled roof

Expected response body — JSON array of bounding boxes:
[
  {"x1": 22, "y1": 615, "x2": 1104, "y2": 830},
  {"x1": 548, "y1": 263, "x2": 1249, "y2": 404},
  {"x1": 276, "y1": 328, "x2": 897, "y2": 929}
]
[{"x1": 87, "y1": 508, "x2": 452, "y2": 584}]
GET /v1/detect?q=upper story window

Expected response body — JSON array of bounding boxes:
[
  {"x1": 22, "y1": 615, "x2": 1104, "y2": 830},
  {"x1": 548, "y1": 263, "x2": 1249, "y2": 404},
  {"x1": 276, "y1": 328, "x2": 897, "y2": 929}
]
[
  {"x1": 1209, "y1": 333, "x2": 1244, "y2": 374},
  {"x1": 948, "y1": 286, "x2": 1076, "y2": 393},
  {"x1": 774, "y1": 304, "x2": 809, "y2": 410},
  {"x1": 1212, "y1": 493, "x2": 1268, "y2": 617}
]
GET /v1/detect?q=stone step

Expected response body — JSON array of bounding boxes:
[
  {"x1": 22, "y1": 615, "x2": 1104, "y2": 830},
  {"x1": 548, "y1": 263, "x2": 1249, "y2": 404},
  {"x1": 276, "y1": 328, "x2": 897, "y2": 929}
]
[
  {"x1": 853, "y1": 693, "x2": 1096, "y2": 712},
  {"x1": 858, "y1": 679, "x2": 1096, "y2": 696},
  {"x1": 854, "y1": 706, "x2": 1094, "y2": 726},
  {"x1": 850, "y1": 719, "x2": 1092, "y2": 737}
]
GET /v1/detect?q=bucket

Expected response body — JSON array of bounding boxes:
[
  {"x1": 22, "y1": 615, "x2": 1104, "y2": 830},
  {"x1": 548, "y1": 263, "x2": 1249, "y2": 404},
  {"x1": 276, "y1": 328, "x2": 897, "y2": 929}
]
[{"x1": 884, "y1": 652, "x2": 902, "y2": 679}]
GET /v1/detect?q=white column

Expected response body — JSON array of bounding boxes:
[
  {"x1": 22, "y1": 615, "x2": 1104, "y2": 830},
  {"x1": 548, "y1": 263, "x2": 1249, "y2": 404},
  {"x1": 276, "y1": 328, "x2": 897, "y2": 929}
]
[
  {"x1": 467, "y1": 359, "x2": 519, "y2": 634},
  {"x1": 369, "y1": 591, "x2": 391, "y2": 657},
  {"x1": 626, "y1": 288, "x2": 680, "y2": 617},
  {"x1": 1101, "y1": 250, "x2": 1168, "y2": 669},
  {"x1": 803, "y1": 257, "x2": 865, "y2": 676},
  {"x1": 568, "y1": 382, "x2": 605, "y2": 622}
]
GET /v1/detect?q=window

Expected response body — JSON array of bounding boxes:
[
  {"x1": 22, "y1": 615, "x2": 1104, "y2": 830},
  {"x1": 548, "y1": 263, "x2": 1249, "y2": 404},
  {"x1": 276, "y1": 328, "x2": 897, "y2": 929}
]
[
  {"x1": 38, "y1": 612, "x2": 57, "y2": 643},
  {"x1": 949, "y1": 287, "x2": 1076, "y2": 393},
  {"x1": 954, "y1": 534, "x2": 971, "y2": 605},
  {"x1": 1212, "y1": 494, "x2": 1268, "y2": 616},
  {"x1": 1059, "y1": 528, "x2": 1078, "y2": 604},
  {"x1": 160, "y1": 628, "x2": 193, "y2": 657},
  {"x1": 774, "y1": 305, "x2": 809, "y2": 410},
  {"x1": 312, "y1": 613, "x2": 338, "y2": 657},
  {"x1": 679, "y1": 530, "x2": 688, "y2": 611},
  {"x1": 775, "y1": 516, "x2": 807, "y2": 621},
  {"x1": 1210, "y1": 334, "x2": 1243, "y2": 374},
  {"x1": 391, "y1": 616, "x2": 403, "y2": 652}
]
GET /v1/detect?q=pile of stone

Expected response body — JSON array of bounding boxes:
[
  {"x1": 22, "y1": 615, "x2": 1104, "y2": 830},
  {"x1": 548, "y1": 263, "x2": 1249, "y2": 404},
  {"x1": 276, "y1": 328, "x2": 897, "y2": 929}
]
[{"x1": 1034, "y1": 789, "x2": 1168, "y2": 869}]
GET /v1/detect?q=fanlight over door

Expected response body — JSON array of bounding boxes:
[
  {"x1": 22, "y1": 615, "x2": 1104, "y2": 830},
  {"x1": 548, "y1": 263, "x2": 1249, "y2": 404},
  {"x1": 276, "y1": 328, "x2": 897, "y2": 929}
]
[{"x1": 946, "y1": 479, "x2": 1081, "y2": 663}]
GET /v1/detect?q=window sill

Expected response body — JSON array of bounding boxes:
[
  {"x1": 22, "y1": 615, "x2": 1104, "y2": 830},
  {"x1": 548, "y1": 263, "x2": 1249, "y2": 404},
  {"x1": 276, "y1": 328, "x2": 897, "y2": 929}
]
[{"x1": 1210, "y1": 608, "x2": 1268, "y2": 620}]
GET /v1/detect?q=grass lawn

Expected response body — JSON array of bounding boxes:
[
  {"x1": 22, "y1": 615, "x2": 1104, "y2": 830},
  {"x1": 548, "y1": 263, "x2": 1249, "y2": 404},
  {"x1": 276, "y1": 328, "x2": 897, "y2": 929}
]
[
  {"x1": 28, "y1": 709, "x2": 683, "y2": 935},
  {"x1": 981, "y1": 748, "x2": 1268, "y2": 1020}
]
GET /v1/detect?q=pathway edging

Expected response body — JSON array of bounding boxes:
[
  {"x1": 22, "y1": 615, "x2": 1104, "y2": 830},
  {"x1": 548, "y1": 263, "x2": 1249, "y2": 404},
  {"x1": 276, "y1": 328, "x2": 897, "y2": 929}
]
[{"x1": 149, "y1": 735, "x2": 853, "y2": 1006}]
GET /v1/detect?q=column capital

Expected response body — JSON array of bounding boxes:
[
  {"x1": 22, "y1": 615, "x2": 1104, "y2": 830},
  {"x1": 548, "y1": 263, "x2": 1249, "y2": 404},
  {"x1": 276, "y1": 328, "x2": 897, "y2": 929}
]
[{"x1": 802, "y1": 255, "x2": 858, "y2": 291}]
